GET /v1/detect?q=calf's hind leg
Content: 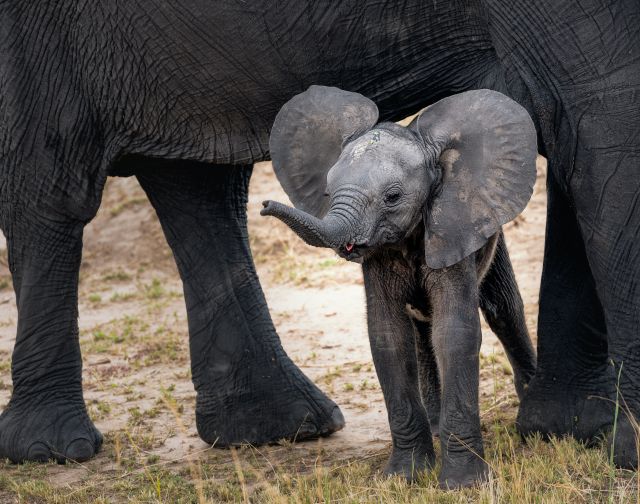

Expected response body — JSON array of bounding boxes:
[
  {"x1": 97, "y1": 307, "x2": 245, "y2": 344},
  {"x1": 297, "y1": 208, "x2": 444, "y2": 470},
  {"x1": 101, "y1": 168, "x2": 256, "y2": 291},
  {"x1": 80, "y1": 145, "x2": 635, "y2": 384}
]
[
  {"x1": 413, "y1": 319, "x2": 441, "y2": 435},
  {"x1": 478, "y1": 232, "x2": 536, "y2": 399},
  {"x1": 136, "y1": 160, "x2": 343, "y2": 446}
]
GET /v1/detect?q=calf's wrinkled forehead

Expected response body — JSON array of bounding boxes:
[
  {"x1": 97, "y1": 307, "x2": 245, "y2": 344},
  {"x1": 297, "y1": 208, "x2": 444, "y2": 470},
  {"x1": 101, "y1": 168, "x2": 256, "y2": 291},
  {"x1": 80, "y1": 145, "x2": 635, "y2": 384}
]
[{"x1": 327, "y1": 126, "x2": 426, "y2": 187}]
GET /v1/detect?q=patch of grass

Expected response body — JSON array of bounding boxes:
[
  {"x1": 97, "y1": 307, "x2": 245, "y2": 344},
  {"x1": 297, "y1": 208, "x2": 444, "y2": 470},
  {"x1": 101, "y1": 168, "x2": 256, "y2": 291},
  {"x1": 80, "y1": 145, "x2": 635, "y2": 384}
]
[
  {"x1": 320, "y1": 367, "x2": 342, "y2": 386},
  {"x1": 91, "y1": 330, "x2": 124, "y2": 351},
  {"x1": 144, "y1": 278, "x2": 165, "y2": 300},
  {"x1": 102, "y1": 270, "x2": 133, "y2": 282},
  {"x1": 88, "y1": 399, "x2": 112, "y2": 421},
  {"x1": 0, "y1": 359, "x2": 11, "y2": 373},
  {"x1": 135, "y1": 332, "x2": 185, "y2": 366},
  {"x1": 127, "y1": 407, "x2": 152, "y2": 427},
  {"x1": 0, "y1": 425, "x2": 638, "y2": 503},
  {"x1": 302, "y1": 351, "x2": 318, "y2": 365},
  {"x1": 147, "y1": 454, "x2": 160, "y2": 465},
  {"x1": 109, "y1": 197, "x2": 148, "y2": 217},
  {"x1": 110, "y1": 291, "x2": 137, "y2": 303},
  {"x1": 500, "y1": 361, "x2": 513, "y2": 376},
  {"x1": 249, "y1": 230, "x2": 347, "y2": 287},
  {"x1": 87, "y1": 293, "x2": 102, "y2": 303},
  {"x1": 158, "y1": 385, "x2": 185, "y2": 415},
  {"x1": 359, "y1": 379, "x2": 378, "y2": 391},
  {"x1": 82, "y1": 316, "x2": 149, "y2": 355}
]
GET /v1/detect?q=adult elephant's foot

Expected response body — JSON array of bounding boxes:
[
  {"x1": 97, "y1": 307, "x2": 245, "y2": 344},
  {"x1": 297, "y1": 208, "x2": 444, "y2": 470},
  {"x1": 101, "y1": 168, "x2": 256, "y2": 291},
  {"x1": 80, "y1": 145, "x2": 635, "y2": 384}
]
[
  {"x1": 195, "y1": 357, "x2": 344, "y2": 446},
  {"x1": 383, "y1": 440, "x2": 436, "y2": 482},
  {"x1": 607, "y1": 416, "x2": 639, "y2": 469},
  {"x1": 516, "y1": 373, "x2": 614, "y2": 443},
  {"x1": 137, "y1": 164, "x2": 344, "y2": 447},
  {"x1": 0, "y1": 396, "x2": 103, "y2": 463}
]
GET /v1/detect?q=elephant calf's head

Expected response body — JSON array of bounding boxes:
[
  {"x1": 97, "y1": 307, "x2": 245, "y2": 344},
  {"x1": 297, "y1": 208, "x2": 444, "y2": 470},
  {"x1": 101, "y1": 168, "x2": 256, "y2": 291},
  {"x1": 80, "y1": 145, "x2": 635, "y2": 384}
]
[{"x1": 261, "y1": 86, "x2": 537, "y2": 268}]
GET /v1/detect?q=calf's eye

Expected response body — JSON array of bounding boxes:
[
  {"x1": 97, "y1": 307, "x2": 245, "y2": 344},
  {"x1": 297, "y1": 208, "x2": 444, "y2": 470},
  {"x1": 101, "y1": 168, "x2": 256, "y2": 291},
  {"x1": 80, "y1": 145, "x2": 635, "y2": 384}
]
[{"x1": 384, "y1": 192, "x2": 402, "y2": 205}]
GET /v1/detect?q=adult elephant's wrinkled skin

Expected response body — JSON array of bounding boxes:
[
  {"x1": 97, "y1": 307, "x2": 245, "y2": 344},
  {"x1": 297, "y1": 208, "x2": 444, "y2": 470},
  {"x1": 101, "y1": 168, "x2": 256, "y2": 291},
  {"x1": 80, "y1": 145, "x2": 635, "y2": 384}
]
[{"x1": 0, "y1": 0, "x2": 639, "y2": 469}]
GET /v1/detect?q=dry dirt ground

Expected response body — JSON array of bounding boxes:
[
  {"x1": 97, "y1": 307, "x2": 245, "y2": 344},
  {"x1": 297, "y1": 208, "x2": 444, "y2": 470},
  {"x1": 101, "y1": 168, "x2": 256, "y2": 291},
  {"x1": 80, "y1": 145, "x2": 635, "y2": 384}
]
[{"x1": 0, "y1": 157, "x2": 634, "y2": 502}]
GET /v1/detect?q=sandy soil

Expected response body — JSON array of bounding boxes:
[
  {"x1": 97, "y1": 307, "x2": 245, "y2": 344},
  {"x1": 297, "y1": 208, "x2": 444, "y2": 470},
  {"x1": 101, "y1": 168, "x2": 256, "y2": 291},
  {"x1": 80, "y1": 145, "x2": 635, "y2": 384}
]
[{"x1": 0, "y1": 156, "x2": 547, "y2": 487}]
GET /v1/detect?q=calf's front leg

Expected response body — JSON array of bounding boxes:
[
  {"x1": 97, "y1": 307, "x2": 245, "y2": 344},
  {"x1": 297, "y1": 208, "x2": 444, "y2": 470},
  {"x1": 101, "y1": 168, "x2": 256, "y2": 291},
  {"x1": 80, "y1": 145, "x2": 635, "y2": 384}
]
[
  {"x1": 362, "y1": 257, "x2": 435, "y2": 481},
  {"x1": 424, "y1": 256, "x2": 488, "y2": 488}
]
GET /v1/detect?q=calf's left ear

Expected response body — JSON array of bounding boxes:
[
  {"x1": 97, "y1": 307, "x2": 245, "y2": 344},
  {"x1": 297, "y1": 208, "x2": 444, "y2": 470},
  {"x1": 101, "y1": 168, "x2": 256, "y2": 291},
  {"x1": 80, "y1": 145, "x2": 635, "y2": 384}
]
[{"x1": 411, "y1": 90, "x2": 537, "y2": 269}]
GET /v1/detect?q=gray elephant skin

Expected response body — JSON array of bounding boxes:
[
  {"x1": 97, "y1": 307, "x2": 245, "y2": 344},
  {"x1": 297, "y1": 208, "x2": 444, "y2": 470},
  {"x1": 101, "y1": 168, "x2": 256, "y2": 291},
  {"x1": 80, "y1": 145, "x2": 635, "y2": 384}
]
[
  {"x1": 262, "y1": 87, "x2": 538, "y2": 487},
  {"x1": 0, "y1": 0, "x2": 639, "y2": 471}
]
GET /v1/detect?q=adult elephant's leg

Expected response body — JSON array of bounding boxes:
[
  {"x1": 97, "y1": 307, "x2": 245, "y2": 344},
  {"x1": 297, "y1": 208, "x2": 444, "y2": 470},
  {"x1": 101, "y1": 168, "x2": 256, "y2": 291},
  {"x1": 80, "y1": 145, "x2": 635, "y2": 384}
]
[
  {"x1": 479, "y1": 232, "x2": 536, "y2": 399},
  {"x1": 362, "y1": 258, "x2": 435, "y2": 481},
  {"x1": 136, "y1": 162, "x2": 343, "y2": 446},
  {"x1": 0, "y1": 205, "x2": 102, "y2": 462},
  {"x1": 571, "y1": 112, "x2": 640, "y2": 467},
  {"x1": 517, "y1": 167, "x2": 614, "y2": 442}
]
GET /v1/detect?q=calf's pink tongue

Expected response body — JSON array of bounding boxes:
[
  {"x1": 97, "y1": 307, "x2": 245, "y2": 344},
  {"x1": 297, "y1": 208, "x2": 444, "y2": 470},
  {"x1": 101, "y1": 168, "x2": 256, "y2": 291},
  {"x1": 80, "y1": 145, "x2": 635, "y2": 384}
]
[{"x1": 345, "y1": 243, "x2": 354, "y2": 252}]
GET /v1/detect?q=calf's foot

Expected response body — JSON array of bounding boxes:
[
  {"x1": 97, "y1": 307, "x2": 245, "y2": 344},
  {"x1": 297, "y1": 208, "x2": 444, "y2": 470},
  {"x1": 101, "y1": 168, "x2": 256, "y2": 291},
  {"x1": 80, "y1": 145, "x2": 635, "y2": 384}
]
[
  {"x1": 439, "y1": 454, "x2": 488, "y2": 489},
  {"x1": 383, "y1": 439, "x2": 436, "y2": 482},
  {"x1": 0, "y1": 396, "x2": 102, "y2": 463},
  {"x1": 438, "y1": 429, "x2": 488, "y2": 489}
]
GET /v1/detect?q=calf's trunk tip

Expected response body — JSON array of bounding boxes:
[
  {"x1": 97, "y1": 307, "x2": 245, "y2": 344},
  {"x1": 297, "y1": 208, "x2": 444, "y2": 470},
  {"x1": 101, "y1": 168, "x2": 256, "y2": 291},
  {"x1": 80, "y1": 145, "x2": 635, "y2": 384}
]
[{"x1": 260, "y1": 200, "x2": 348, "y2": 249}]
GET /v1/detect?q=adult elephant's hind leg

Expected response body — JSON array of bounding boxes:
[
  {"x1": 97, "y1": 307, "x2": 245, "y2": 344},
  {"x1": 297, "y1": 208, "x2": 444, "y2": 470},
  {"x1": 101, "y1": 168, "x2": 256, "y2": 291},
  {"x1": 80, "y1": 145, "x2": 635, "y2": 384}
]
[
  {"x1": 136, "y1": 161, "x2": 343, "y2": 446},
  {"x1": 517, "y1": 168, "x2": 614, "y2": 443},
  {"x1": 571, "y1": 110, "x2": 640, "y2": 468},
  {"x1": 0, "y1": 206, "x2": 102, "y2": 462}
]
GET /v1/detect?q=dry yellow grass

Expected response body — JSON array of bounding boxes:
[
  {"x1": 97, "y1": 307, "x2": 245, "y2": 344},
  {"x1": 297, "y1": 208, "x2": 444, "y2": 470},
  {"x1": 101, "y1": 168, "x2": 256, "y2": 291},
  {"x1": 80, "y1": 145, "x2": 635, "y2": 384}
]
[{"x1": 0, "y1": 160, "x2": 637, "y2": 503}]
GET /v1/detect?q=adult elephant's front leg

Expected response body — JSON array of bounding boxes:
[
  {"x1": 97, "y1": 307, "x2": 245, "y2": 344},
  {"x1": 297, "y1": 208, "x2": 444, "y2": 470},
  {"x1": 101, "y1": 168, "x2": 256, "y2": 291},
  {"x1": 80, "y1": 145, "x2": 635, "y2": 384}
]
[
  {"x1": 0, "y1": 205, "x2": 103, "y2": 462},
  {"x1": 424, "y1": 257, "x2": 488, "y2": 489},
  {"x1": 362, "y1": 259, "x2": 435, "y2": 481},
  {"x1": 136, "y1": 162, "x2": 343, "y2": 446}
]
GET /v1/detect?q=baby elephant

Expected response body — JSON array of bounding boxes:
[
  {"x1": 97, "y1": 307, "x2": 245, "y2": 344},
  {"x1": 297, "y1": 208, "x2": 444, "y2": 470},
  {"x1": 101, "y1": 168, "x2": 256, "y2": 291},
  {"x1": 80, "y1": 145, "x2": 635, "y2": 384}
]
[{"x1": 261, "y1": 86, "x2": 537, "y2": 488}]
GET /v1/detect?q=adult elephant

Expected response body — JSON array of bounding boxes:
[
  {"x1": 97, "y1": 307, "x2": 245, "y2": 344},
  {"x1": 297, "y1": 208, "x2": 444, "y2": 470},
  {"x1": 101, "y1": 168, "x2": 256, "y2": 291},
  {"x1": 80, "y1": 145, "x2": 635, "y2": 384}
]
[{"x1": 0, "y1": 0, "x2": 638, "y2": 467}]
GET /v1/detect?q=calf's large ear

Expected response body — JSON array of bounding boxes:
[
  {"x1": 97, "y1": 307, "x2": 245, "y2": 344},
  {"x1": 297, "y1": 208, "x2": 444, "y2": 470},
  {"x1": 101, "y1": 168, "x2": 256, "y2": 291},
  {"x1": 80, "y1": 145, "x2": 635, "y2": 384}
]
[
  {"x1": 412, "y1": 89, "x2": 537, "y2": 269},
  {"x1": 269, "y1": 85, "x2": 379, "y2": 218}
]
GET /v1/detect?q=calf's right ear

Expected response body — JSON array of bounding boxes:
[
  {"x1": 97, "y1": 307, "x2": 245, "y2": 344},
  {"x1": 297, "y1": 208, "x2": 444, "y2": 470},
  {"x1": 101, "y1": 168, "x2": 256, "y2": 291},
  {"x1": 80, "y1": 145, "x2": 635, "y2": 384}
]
[{"x1": 269, "y1": 85, "x2": 379, "y2": 218}]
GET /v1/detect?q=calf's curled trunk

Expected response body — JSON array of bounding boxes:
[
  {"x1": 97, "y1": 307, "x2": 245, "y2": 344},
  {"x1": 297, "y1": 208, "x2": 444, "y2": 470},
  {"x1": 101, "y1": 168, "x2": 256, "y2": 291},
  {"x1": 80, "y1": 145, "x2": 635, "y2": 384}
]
[{"x1": 260, "y1": 200, "x2": 351, "y2": 249}]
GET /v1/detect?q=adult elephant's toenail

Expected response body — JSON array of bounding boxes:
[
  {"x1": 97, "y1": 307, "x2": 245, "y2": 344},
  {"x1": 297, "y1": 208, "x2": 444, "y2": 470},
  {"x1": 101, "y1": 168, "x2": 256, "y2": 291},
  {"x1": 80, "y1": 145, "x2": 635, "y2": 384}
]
[
  {"x1": 94, "y1": 429, "x2": 104, "y2": 450},
  {"x1": 326, "y1": 406, "x2": 345, "y2": 434},
  {"x1": 27, "y1": 442, "x2": 52, "y2": 462},
  {"x1": 64, "y1": 438, "x2": 95, "y2": 462},
  {"x1": 295, "y1": 417, "x2": 319, "y2": 440}
]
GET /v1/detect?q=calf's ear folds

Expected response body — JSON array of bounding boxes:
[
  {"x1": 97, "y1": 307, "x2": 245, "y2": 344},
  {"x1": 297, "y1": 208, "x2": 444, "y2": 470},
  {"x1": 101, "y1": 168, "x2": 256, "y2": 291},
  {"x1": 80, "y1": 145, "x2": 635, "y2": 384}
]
[
  {"x1": 269, "y1": 85, "x2": 379, "y2": 218},
  {"x1": 413, "y1": 90, "x2": 537, "y2": 269}
]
